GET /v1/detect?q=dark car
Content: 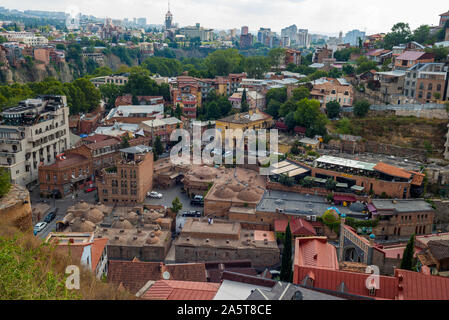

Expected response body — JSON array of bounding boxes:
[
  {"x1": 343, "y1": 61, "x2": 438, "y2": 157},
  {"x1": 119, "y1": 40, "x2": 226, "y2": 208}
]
[
  {"x1": 44, "y1": 210, "x2": 57, "y2": 223},
  {"x1": 190, "y1": 195, "x2": 204, "y2": 206},
  {"x1": 182, "y1": 211, "x2": 202, "y2": 218}
]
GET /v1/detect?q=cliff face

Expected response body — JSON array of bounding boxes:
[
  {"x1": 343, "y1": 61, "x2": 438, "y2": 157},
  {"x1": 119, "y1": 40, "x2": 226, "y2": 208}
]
[{"x1": 0, "y1": 53, "x2": 137, "y2": 85}]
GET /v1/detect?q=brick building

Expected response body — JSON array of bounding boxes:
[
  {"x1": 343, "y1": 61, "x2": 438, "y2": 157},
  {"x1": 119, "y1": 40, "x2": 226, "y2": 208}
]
[
  {"x1": 98, "y1": 145, "x2": 154, "y2": 205},
  {"x1": 38, "y1": 153, "x2": 92, "y2": 197},
  {"x1": 174, "y1": 219, "x2": 280, "y2": 268},
  {"x1": 313, "y1": 46, "x2": 333, "y2": 64},
  {"x1": 370, "y1": 199, "x2": 435, "y2": 240}
]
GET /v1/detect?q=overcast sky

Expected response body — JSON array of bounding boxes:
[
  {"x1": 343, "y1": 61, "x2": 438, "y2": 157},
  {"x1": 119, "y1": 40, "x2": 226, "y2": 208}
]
[{"x1": 2, "y1": 0, "x2": 448, "y2": 35}]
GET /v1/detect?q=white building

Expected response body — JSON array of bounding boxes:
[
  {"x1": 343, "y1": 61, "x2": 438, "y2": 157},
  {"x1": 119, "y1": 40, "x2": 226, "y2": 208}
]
[{"x1": 0, "y1": 96, "x2": 70, "y2": 187}]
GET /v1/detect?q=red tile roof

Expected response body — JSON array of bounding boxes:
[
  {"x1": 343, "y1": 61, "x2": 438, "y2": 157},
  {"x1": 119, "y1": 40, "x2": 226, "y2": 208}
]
[
  {"x1": 83, "y1": 134, "x2": 120, "y2": 144},
  {"x1": 395, "y1": 269, "x2": 449, "y2": 300},
  {"x1": 91, "y1": 238, "x2": 108, "y2": 271},
  {"x1": 295, "y1": 266, "x2": 398, "y2": 300},
  {"x1": 294, "y1": 237, "x2": 339, "y2": 270},
  {"x1": 274, "y1": 218, "x2": 316, "y2": 237},
  {"x1": 374, "y1": 162, "x2": 412, "y2": 179},
  {"x1": 107, "y1": 261, "x2": 207, "y2": 294},
  {"x1": 141, "y1": 280, "x2": 220, "y2": 300}
]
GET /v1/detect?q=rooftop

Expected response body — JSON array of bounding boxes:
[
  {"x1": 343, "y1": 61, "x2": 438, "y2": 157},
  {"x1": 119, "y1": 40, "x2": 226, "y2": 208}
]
[
  {"x1": 108, "y1": 260, "x2": 207, "y2": 294},
  {"x1": 140, "y1": 280, "x2": 220, "y2": 300},
  {"x1": 371, "y1": 199, "x2": 434, "y2": 213},
  {"x1": 294, "y1": 237, "x2": 340, "y2": 270}
]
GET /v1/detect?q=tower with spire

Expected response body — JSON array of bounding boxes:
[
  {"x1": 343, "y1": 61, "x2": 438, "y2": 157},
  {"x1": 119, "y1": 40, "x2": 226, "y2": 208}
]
[{"x1": 165, "y1": 1, "x2": 173, "y2": 29}]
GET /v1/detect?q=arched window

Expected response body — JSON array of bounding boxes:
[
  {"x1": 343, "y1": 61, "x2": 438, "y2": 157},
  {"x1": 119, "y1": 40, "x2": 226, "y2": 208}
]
[
  {"x1": 437, "y1": 84, "x2": 442, "y2": 91},
  {"x1": 428, "y1": 83, "x2": 432, "y2": 91}
]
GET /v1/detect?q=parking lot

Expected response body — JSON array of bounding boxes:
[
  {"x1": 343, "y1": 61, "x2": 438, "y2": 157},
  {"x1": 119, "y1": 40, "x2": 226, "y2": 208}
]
[
  {"x1": 144, "y1": 185, "x2": 205, "y2": 233},
  {"x1": 29, "y1": 186, "x2": 97, "y2": 239}
]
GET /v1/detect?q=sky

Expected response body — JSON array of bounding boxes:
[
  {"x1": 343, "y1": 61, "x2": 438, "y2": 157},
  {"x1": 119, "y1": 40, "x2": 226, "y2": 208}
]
[{"x1": 1, "y1": 0, "x2": 449, "y2": 35}]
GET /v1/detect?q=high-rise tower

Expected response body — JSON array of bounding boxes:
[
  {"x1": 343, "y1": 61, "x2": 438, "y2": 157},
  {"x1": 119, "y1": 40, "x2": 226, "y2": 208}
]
[{"x1": 165, "y1": 1, "x2": 173, "y2": 29}]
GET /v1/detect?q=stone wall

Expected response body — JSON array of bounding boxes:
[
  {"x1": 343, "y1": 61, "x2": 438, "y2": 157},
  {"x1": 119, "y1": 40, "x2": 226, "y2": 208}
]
[{"x1": 0, "y1": 185, "x2": 32, "y2": 231}]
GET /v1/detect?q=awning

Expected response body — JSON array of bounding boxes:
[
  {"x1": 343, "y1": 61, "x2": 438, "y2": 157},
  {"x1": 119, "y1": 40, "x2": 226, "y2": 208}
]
[
  {"x1": 313, "y1": 178, "x2": 327, "y2": 184},
  {"x1": 288, "y1": 168, "x2": 309, "y2": 177},
  {"x1": 336, "y1": 183, "x2": 349, "y2": 188},
  {"x1": 351, "y1": 185, "x2": 365, "y2": 191},
  {"x1": 367, "y1": 204, "x2": 377, "y2": 213}
]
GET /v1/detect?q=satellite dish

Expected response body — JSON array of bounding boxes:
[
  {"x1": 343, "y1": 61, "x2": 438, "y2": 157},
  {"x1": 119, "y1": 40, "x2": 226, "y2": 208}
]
[{"x1": 162, "y1": 271, "x2": 171, "y2": 280}]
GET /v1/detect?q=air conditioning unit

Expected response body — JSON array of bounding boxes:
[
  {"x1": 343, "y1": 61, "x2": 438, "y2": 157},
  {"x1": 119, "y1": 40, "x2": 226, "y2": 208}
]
[
  {"x1": 306, "y1": 216, "x2": 311, "y2": 221},
  {"x1": 311, "y1": 216, "x2": 317, "y2": 222},
  {"x1": 279, "y1": 209, "x2": 284, "y2": 213}
]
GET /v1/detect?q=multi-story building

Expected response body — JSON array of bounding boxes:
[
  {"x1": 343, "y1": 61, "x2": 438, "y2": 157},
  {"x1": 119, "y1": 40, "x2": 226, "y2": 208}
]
[
  {"x1": 404, "y1": 63, "x2": 448, "y2": 103},
  {"x1": 98, "y1": 145, "x2": 154, "y2": 205},
  {"x1": 343, "y1": 29, "x2": 366, "y2": 46},
  {"x1": 171, "y1": 76, "x2": 202, "y2": 119},
  {"x1": 439, "y1": 10, "x2": 449, "y2": 27},
  {"x1": 309, "y1": 77, "x2": 353, "y2": 107},
  {"x1": 0, "y1": 96, "x2": 70, "y2": 187},
  {"x1": 313, "y1": 46, "x2": 333, "y2": 63},
  {"x1": 140, "y1": 117, "x2": 183, "y2": 145},
  {"x1": 297, "y1": 29, "x2": 310, "y2": 48},
  {"x1": 370, "y1": 199, "x2": 435, "y2": 240},
  {"x1": 38, "y1": 153, "x2": 92, "y2": 197},
  {"x1": 179, "y1": 23, "x2": 213, "y2": 41}
]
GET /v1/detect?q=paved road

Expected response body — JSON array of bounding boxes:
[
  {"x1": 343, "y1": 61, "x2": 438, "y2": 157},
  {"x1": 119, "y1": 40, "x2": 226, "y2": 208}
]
[{"x1": 29, "y1": 186, "x2": 97, "y2": 239}]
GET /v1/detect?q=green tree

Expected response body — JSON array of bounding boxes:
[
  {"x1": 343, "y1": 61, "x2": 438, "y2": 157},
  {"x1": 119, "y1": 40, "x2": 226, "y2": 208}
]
[
  {"x1": 280, "y1": 222, "x2": 293, "y2": 282},
  {"x1": 292, "y1": 86, "x2": 310, "y2": 101},
  {"x1": 120, "y1": 135, "x2": 130, "y2": 148},
  {"x1": 411, "y1": 25, "x2": 431, "y2": 44},
  {"x1": 353, "y1": 99, "x2": 371, "y2": 117},
  {"x1": 400, "y1": 234, "x2": 416, "y2": 271},
  {"x1": 342, "y1": 64, "x2": 355, "y2": 76},
  {"x1": 153, "y1": 135, "x2": 164, "y2": 156},
  {"x1": 171, "y1": 197, "x2": 183, "y2": 213},
  {"x1": 175, "y1": 104, "x2": 183, "y2": 119},
  {"x1": 326, "y1": 100, "x2": 341, "y2": 119},
  {"x1": 266, "y1": 87, "x2": 287, "y2": 106},
  {"x1": 266, "y1": 99, "x2": 281, "y2": 119},
  {"x1": 241, "y1": 89, "x2": 249, "y2": 113},
  {"x1": 383, "y1": 22, "x2": 412, "y2": 49},
  {"x1": 0, "y1": 168, "x2": 11, "y2": 197},
  {"x1": 425, "y1": 46, "x2": 449, "y2": 62},
  {"x1": 99, "y1": 83, "x2": 121, "y2": 109},
  {"x1": 268, "y1": 48, "x2": 286, "y2": 70},
  {"x1": 244, "y1": 56, "x2": 270, "y2": 79},
  {"x1": 204, "y1": 49, "x2": 244, "y2": 76}
]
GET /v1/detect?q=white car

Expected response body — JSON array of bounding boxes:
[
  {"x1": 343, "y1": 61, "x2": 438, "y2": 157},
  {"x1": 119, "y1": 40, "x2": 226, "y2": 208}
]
[
  {"x1": 33, "y1": 222, "x2": 47, "y2": 234},
  {"x1": 147, "y1": 191, "x2": 163, "y2": 199}
]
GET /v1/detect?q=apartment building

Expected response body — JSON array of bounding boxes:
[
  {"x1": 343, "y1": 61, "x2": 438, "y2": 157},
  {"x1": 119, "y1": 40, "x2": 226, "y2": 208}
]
[
  {"x1": 98, "y1": 145, "x2": 154, "y2": 205},
  {"x1": 394, "y1": 51, "x2": 435, "y2": 70},
  {"x1": 404, "y1": 63, "x2": 449, "y2": 103},
  {"x1": 309, "y1": 77, "x2": 353, "y2": 107},
  {"x1": 0, "y1": 96, "x2": 70, "y2": 187}
]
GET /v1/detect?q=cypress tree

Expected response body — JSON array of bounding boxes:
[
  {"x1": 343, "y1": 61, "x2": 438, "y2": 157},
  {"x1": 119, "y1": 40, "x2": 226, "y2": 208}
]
[
  {"x1": 280, "y1": 222, "x2": 293, "y2": 282},
  {"x1": 241, "y1": 89, "x2": 249, "y2": 113},
  {"x1": 400, "y1": 234, "x2": 415, "y2": 271}
]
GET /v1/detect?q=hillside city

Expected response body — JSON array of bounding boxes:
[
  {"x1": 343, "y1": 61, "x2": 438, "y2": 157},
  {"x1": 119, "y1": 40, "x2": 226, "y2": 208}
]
[{"x1": 1, "y1": 3, "x2": 449, "y2": 303}]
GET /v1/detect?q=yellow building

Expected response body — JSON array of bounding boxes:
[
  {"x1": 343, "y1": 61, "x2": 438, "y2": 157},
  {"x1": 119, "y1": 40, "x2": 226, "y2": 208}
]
[{"x1": 215, "y1": 109, "x2": 274, "y2": 146}]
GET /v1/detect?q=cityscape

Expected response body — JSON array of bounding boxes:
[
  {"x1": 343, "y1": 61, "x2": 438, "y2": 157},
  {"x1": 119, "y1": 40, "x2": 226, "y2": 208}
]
[{"x1": 0, "y1": 1, "x2": 449, "y2": 307}]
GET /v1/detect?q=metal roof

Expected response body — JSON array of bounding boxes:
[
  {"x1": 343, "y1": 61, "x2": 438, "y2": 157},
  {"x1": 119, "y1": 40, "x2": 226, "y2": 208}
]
[{"x1": 315, "y1": 155, "x2": 376, "y2": 171}]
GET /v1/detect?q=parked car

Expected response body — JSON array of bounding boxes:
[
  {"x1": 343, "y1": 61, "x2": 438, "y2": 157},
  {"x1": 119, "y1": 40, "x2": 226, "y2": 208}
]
[
  {"x1": 44, "y1": 210, "x2": 57, "y2": 223},
  {"x1": 182, "y1": 211, "x2": 202, "y2": 218},
  {"x1": 190, "y1": 195, "x2": 204, "y2": 206},
  {"x1": 147, "y1": 191, "x2": 163, "y2": 199},
  {"x1": 33, "y1": 222, "x2": 47, "y2": 235},
  {"x1": 84, "y1": 186, "x2": 97, "y2": 193}
]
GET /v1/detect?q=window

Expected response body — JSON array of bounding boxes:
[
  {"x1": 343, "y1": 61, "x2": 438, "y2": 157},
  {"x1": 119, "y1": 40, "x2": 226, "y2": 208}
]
[
  {"x1": 419, "y1": 83, "x2": 424, "y2": 90},
  {"x1": 428, "y1": 83, "x2": 433, "y2": 91},
  {"x1": 427, "y1": 92, "x2": 431, "y2": 100},
  {"x1": 437, "y1": 84, "x2": 442, "y2": 91}
]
